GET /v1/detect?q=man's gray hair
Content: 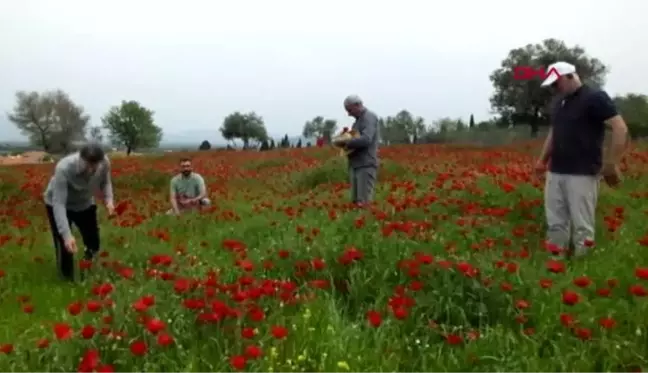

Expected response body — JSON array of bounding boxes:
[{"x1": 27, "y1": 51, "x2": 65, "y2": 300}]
[
  {"x1": 344, "y1": 95, "x2": 363, "y2": 106},
  {"x1": 79, "y1": 142, "x2": 106, "y2": 164}
]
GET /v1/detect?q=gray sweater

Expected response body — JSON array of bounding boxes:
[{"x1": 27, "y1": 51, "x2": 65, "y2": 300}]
[
  {"x1": 346, "y1": 108, "x2": 380, "y2": 169},
  {"x1": 44, "y1": 153, "x2": 113, "y2": 240}
]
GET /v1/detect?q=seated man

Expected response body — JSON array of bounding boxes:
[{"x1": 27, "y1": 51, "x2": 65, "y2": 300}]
[{"x1": 167, "y1": 158, "x2": 210, "y2": 215}]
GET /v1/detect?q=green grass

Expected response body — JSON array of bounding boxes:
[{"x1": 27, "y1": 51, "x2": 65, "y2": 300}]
[{"x1": 0, "y1": 145, "x2": 648, "y2": 372}]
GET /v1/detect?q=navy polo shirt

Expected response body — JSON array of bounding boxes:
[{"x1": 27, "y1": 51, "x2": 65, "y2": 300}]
[{"x1": 550, "y1": 85, "x2": 619, "y2": 176}]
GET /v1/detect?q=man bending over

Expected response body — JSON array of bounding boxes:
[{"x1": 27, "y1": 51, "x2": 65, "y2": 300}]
[
  {"x1": 168, "y1": 158, "x2": 210, "y2": 215},
  {"x1": 44, "y1": 143, "x2": 116, "y2": 281}
]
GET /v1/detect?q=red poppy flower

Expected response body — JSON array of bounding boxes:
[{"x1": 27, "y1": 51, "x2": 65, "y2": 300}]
[{"x1": 271, "y1": 325, "x2": 288, "y2": 339}]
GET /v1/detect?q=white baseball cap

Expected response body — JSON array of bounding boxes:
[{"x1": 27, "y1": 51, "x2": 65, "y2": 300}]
[{"x1": 540, "y1": 61, "x2": 577, "y2": 87}]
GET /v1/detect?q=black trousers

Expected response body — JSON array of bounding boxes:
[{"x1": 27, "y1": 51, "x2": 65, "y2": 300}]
[{"x1": 45, "y1": 204, "x2": 100, "y2": 281}]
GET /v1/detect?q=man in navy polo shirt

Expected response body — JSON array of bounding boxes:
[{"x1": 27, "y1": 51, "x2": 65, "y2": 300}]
[{"x1": 535, "y1": 61, "x2": 628, "y2": 257}]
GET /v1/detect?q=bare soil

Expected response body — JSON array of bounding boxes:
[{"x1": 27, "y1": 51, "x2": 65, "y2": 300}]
[{"x1": 0, "y1": 151, "x2": 50, "y2": 166}]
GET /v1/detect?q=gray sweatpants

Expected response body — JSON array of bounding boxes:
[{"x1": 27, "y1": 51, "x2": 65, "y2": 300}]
[
  {"x1": 350, "y1": 166, "x2": 377, "y2": 204},
  {"x1": 544, "y1": 172, "x2": 599, "y2": 254}
]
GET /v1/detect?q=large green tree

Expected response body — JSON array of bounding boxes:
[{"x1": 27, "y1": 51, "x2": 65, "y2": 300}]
[
  {"x1": 220, "y1": 111, "x2": 268, "y2": 149},
  {"x1": 7, "y1": 89, "x2": 89, "y2": 153},
  {"x1": 102, "y1": 100, "x2": 162, "y2": 155},
  {"x1": 302, "y1": 116, "x2": 338, "y2": 142},
  {"x1": 378, "y1": 110, "x2": 426, "y2": 144},
  {"x1": 489, "y1": 38, "x2": 608, "y2": 136}
]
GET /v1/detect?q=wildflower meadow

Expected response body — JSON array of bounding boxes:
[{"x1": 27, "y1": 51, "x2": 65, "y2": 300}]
[{"x1": 0, "y1": 142, "x2": 647, "y2": 372}]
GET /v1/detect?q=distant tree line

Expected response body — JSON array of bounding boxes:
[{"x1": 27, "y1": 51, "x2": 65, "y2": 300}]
[
  {"x1": 208, "y1": 38, "x2": 647, "y2": 149},
  {"x1": 8, "y1": 38, "x2": 648, "y2": 155}
]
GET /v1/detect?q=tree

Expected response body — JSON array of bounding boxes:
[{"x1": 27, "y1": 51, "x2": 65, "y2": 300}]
[
  {"x1": 379, "y1": 110, "x2": 427, "y2": 144},
  {"x1": 409, "y1": 115, "x2": 426, "y2": 143},
  {"x1": 280, "y1": 134, "x2": 290, "y2": 148},
  {"x1": 199, "y1": 140, "x2": 211, "y2": 150},
  {"x1": 270, "y1": 139, "x2": 276, "y2": 149},
  {"x1": 296, "y1": 138, "x2": 302, "y2": 148},
  {"x1": 7, "y1": 90, "x2": 89, "y2": 153},
  {"x1": 259, "y1": 139, "x2": 270, "y2": 151},
  {"x1": 434, "y1": 117, "x2": 458, "y2": 133},
  {"x1": 49, "y1": 93, "x2": 92, "y2": 153},
  {"x1": 489, "y1": 38, "x2": 608, "y2": 137},
  {"x1": 478, "y1": 120, "x2": 494, "y2": 130},
  {"x1": 378, "y1": 118, "x2": 391, "y2": 144},
  {"x1": 378, "y1": 117, "x2": 400, "y2": 144},
  {"x1": 419, "y1": 117, "x2": 465, "y2": 143},
  {"x1": 302, "y1": 116, "x2": 338, "y2": 142},
  {"x1": 393, "y1": 110, "x2": 414, "y2": 144},
  {"x1": 469, "y1": 114, "x2": 475, "y2": 128},
  {"x1": 102, "y1": 100, "x2": 162, "y2": 155},
  {"x1": 220, "y1": 111, "x2": 268, "y2": 149},
  {"x1": 614, "y1": 93, "x2": 648, "y2": 138}
]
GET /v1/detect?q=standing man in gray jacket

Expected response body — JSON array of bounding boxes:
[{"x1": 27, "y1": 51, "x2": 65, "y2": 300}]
[
  {"x1": 44, "y1": 143, "x2": 116, "y2": 281},
  {"x1": 334, "y1": 95, "x2": 380, "y2": 205}
]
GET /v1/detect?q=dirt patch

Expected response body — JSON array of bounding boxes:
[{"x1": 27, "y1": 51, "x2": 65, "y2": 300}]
[
  {"x1": 0, "y1": 151, "x2": 50, "y2": 166},
  {"x1": 109, "y1": 151, "x2": 143, "y2": 158}
]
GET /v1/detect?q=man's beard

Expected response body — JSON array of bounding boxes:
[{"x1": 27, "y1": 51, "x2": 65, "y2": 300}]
[{"x1": 182, "y1": 171, "x2": 191, "y2": 177}]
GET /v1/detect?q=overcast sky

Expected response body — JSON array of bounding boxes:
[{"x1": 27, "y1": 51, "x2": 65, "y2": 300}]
[{"x1": 1, "y1": 0, "x2": 646, "y2": 143}]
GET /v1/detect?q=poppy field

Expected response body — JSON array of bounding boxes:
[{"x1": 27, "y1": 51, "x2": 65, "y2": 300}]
[{"x1": 1, "y1": 142, "x2": 648, "y2": 372}]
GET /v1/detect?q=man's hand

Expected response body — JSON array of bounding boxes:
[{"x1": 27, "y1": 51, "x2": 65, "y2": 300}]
[
  {"x1": 534, "y1": 159, "x2": 547, "y2": 177},
  {"x1": 178, "y1": 198, "x2": 194, "y2": 207},
  {"x1": 64, "y1": 236, "x2": 78, "y2": 254},
  {"x1": 601, "y1": 163, "x2": 622, "y2": 187},
  {"x1": 333, "y1": 138, "x2": 349, "y2": 147},
  {"x1": 106, "y1": 202, "x2": 116, "y2": 218}
]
